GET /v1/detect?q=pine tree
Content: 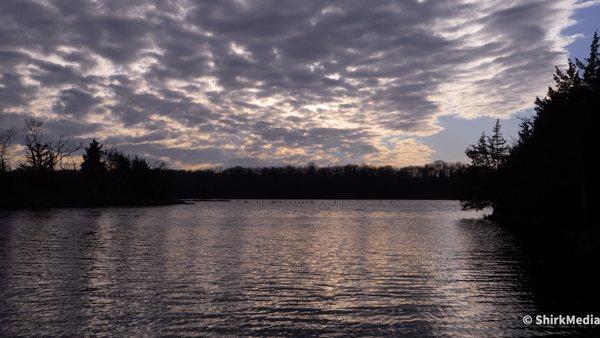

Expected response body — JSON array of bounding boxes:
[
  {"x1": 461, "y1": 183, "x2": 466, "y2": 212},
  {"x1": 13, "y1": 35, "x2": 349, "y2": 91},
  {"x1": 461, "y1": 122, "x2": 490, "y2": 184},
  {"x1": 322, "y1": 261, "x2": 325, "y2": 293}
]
[
  {"x1": 465, "y1": 120, "x2": 509, "y2": 170},
  {"x1": 517, "y1": 117, "x2": 533, "y2": 144},
  {"x1": 462, "y1": 34, "x2": 598, "y2": 224},
  {"x1": 487, "y1": 119, "x2": 509, "y2": 170},
  {"x1": 465, "y1": 132, "x2": 490, "y2": 168},
  {"x1": 81, "y1": 139, "x2": 106, "y2": 176},
  {"x1": 577, "y1": 31, "x2": 599, "y2": 88}
]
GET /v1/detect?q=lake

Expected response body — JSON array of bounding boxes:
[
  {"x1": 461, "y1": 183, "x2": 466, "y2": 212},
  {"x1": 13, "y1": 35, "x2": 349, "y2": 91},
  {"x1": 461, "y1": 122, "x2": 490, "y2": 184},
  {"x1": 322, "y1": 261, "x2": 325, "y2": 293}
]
[{"x1": 0, "y1": 200, "x2": 584, "y2": 336}]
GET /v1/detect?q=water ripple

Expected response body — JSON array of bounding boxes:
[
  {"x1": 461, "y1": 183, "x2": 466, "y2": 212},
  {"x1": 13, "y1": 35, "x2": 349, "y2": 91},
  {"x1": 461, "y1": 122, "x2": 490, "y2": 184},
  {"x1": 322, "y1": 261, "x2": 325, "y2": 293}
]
[{"x1": 0, "y1": 200, "x2": 577, "y2": 336}]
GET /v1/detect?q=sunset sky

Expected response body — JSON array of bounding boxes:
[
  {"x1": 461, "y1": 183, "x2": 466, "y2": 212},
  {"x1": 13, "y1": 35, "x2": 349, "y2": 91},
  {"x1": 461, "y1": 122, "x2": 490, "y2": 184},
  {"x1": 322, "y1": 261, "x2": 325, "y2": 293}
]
[{"x1": 1, "y1": 0, "x2": 599, "y2": 168}]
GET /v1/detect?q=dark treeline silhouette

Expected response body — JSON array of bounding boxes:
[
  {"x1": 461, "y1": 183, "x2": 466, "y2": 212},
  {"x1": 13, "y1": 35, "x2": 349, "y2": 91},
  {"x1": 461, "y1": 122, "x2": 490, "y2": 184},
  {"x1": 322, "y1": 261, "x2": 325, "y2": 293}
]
[
  {"x1": 0, "y1": 118, "x2": 467, "y2": 208},
  {"x1": 0, "y1": 119, "x2": 175, "y2": 208},
  {"x1": 461, "y1": 33, "x2": 598, "y2": 228},
  {"x1": 460, "y1": 34, "x2": 599, "y2": 312},
  {"x1": 166, "y1": 161, "x2": 465, "y2": 200}
]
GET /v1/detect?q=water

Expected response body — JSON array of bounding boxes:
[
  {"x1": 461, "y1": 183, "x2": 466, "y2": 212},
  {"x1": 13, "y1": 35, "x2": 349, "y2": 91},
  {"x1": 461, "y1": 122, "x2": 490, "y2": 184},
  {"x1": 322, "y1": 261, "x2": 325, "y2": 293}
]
[{"x1": 0, "y1": 200, "x2": 581, "y2": 336}]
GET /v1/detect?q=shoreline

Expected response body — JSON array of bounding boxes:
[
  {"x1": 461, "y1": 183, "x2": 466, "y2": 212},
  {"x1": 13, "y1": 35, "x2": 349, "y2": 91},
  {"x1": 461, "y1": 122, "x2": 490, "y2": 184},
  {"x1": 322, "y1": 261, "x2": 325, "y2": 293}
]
[{"x1": 1, "y1": 198, "x2": 467, "y2": 210}]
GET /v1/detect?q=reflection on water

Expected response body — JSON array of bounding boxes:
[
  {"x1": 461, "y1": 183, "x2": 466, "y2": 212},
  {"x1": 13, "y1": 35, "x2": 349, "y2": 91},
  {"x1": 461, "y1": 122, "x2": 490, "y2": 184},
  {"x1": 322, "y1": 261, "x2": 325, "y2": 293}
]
[{"x1": 0, "y1": 201, "x2": 574, "y2": 335}]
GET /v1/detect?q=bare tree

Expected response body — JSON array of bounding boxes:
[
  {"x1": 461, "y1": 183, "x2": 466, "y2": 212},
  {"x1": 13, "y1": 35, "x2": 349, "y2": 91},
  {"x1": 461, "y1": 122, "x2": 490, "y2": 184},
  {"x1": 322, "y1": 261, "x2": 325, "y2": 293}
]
[
  {"x1": 22, "y1": 118, "x2": 49, "y2": 171},
  {"x1": 49, "y1": 135, "x2": 81, "y2": 170},
  {"x1": 21, "y1": 118, "x2": 81, "y2": 171},
  {"x1": 0, "y1": 127, "x2": 16, "y2": 172}
]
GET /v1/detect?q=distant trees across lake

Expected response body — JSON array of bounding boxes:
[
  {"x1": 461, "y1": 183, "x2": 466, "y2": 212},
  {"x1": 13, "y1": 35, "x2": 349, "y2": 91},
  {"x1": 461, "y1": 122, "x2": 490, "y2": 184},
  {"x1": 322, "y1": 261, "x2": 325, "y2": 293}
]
[
  {"x1": 166, "y1": 161, "x2": 466, "y2": 200},
  {"x1": 0, "y1": 134, "x2": 466, "y2": 208},
  {"x1": 460, "y1": 33, "x2": 598, "y2": 227},
  {"x1": 1, "y1": 118, "x2": 467, "y2": 208}
]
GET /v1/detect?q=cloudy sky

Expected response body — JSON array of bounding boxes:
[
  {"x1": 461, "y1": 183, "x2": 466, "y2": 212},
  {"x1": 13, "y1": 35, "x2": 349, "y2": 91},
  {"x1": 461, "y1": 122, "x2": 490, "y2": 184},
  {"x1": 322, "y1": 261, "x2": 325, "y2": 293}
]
[{"x1": 1, "y1": 0, "x2": 599, "y2": 168}]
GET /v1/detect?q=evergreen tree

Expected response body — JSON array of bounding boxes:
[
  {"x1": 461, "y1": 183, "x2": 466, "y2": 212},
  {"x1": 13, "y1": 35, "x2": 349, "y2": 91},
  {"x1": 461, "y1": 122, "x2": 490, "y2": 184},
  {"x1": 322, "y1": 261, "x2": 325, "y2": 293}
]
[
  {"x1": 131, "y1": 155, "x2": 150, "y2": 174},
  {"x1": 487, "y1": 119, "x2": 509, "y2": 170},
  {"x1": 462, "y1": 35, "x2": 598, "y2": 225},
  {"x1": 105, "y1": 149, "x2": 131, "y2": 173},
  {"x1": 465, "y1": 133, "x2": 490, "y2": 168},
  {"x1": 81, "y1": 139, "x2": 106, "y2": 176},
  {"x1": 577, "y1": 31, "x2": 599, "y2": 88},
  {"x1": 464, "y1": 120, "x2": 509, "y2": 170},
  {"x1": 517, "y1": 117, "x2": 533, "y2": 143}
]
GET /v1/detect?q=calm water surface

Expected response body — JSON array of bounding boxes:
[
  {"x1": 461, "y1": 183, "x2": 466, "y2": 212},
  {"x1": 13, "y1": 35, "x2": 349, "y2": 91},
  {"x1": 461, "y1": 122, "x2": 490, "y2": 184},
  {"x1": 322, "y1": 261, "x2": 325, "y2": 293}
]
[{"x1": 0, "y1": 200, "x2": 575, "y2": 336}]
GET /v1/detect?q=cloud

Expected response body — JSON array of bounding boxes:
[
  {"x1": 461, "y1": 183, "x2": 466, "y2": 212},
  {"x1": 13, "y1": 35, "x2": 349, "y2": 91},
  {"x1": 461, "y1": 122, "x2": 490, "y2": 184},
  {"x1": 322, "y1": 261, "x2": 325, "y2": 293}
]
[
  {"x1": 574, "y1": 0, "x2": 600, "y2": 9},
  {"x1": 0, "y1": 0, "x2": 588, "y2": 167},
  {"x1": 52, "y1": 88, "x2": 101, "y2": 117}
]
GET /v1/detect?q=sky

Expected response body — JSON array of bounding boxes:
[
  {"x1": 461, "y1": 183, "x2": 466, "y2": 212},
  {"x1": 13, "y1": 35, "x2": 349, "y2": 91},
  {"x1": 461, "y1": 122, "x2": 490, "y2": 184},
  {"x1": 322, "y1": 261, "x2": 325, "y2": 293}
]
[{"x1": 1, "y1": 0, "x2": 599, "y2": 169}]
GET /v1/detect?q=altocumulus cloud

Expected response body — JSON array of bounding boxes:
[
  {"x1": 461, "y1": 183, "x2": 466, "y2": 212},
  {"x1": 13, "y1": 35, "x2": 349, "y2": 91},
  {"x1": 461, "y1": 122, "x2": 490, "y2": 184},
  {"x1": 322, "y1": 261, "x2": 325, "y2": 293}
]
[{"x1": 0, "y1": 0, "x2": 589, "y2": 168}]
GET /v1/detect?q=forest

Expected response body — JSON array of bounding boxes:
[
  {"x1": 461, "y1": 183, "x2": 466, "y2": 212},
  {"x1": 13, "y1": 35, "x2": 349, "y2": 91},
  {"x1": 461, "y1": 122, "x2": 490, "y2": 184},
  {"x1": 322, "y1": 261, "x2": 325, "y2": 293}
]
[
  {"x1": 0, "y1": 119, "x2": 466, "y2": 208},
  {"x1": 0, "y1": 123, "x2": 175, "y2": 208},
  {"x1": 460, "y1": 33, "x2": 598, "y2": 228},
  {"x1": 457, "y1": 35, "x2": 599, "y2": 308}
]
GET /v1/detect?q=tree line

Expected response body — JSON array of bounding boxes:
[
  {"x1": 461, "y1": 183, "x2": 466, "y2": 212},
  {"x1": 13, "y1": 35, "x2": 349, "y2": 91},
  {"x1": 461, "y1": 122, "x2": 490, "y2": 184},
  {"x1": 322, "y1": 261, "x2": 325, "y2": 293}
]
[
  {"x1": 460, "y1": 33, "x2": 598, "y2": 227},
  {"x1": 457, "y1": 35, "x2": 599, "y2": 311},
  {"x1": 0, "y1": 118, "x2": 467, "y2": 208},
  {"x1": 1, "y1": 118, "x2": 82, "y2": 172},
  {"x1": 167, "y1": 161, "x2": 466, "y2": 200},
  {"x1": 0, "y1": 119, "x2": 174, "y2": 208}
]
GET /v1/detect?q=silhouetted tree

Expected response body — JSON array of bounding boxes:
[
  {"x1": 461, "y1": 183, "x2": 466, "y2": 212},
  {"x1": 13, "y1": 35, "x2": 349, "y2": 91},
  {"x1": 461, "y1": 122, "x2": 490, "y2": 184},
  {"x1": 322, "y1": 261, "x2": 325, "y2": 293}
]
[
  {"x1": 576, "y1": 31, "x2": 599, "y2": 88},
  {"x1": 105, "y1": 148, "x2": 131, "y2": 173},
  {"x1": 80, "y1": 139, "x2": 107, "y2": 203},
  {"x1": 1, "y1": 120, "x2": 178, "y2": 208},
  {"x1": 20, "y1": 118, "x2": 80, "y2": 171},
  {"x1": 488, "y1": 119, "x2": 509, "y2": 170},
  {"x1": 81, "y1": 139, "x2": 106, "y2": 176},
  {"x1": 462, "y1": 33, "x2": 598, "y2": 225},
  {"x1": 131, "y1": 155, "x2": 150, "y2": 173},
  {"x1": 0, "y1": 128, "x2": 16, "y2": 173},
  {"x1": 465, "y1": 120, "x2": 509, "y2": 171},
  {"x1": 465, "y1": 133, "x2": 491, "y2": 168},
  {"x1": 21, "y1": 118, "x2": 51, "y2": 172},
  {"x1": 515, "y1": 117, "x2": 534, "y2": 147},
  {"x1": 461, "y1": 120, "x2": 510, "y2": 210}
]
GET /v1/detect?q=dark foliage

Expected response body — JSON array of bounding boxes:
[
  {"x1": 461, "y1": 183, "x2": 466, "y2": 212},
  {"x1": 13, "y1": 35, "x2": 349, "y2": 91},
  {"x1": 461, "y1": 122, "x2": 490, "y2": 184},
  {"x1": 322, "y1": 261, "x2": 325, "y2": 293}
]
[
  {"x1": 1, "y1": 116, "x2": 469, "y2": 209},
  {"x1": 80, "y1": 139, "x2": 105, "y2": 176},
  {"x1": 458, "y1": 36, "x2": 599, "y2": 312},
  {"x1": 462, "y1": 33, "x2": 599, "y2": 227},
  {"x1": 165, "y1": 161, "x2": 466, "y2": 200},
  {"x1": 1, "y1": 136, "x2": 466, "y2": 207},
  {"x1": 0, "y1": 137, "x2": 175, "y2": 209}
]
